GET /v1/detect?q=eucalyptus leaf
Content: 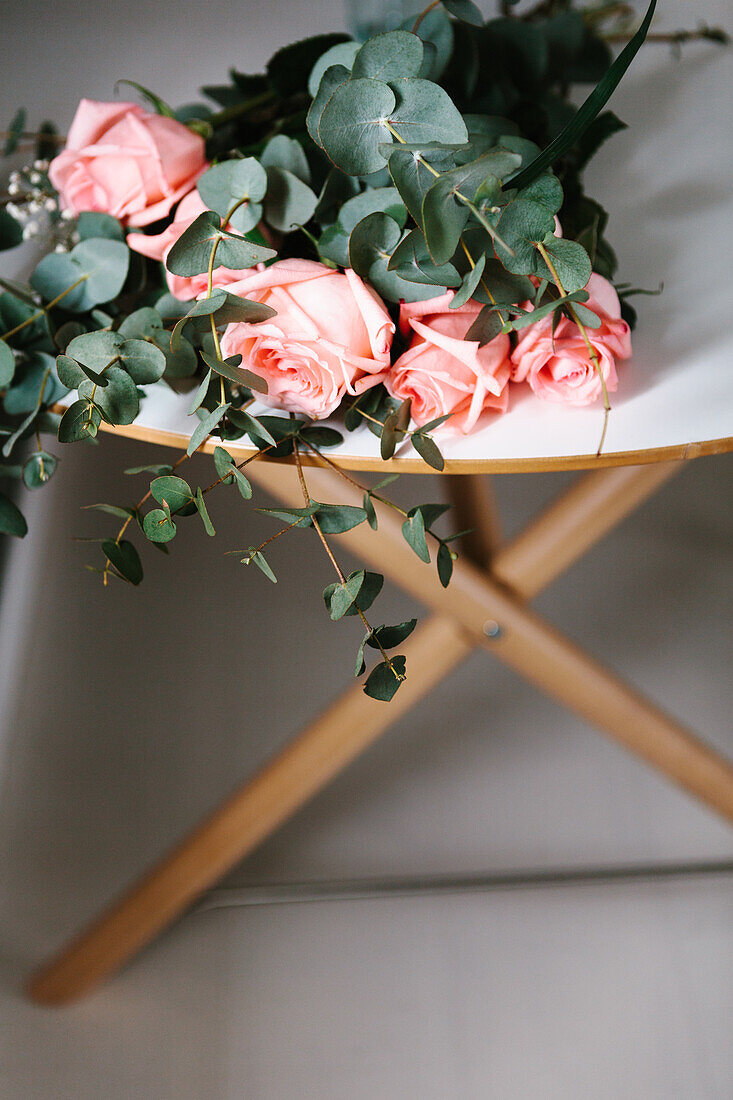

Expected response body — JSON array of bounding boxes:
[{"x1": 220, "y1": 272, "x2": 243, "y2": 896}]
[
  {"x1": 363, "y1": 655, "x2": 406, "y2": 702},
  {"x1": 0, "y1": 490, "x2": 27, "y2": 537},
  {"x1": 0, "y1": 341, "x2": 15, "y2": 388},
  {"x1": 197, "y1": 158, "x2": 267, "y2": 233},
  {"x1": 261, "y1": 135, "x2": 311, "y2": 183},
  {"x1": 402, "y1": 509, "x2": 430, "y2": 563},
  {"x1": 351, "y1": 31, "x2": 424, "y2": 82},
  {"x1": 264, "y1": 166, "x2": 317, "y2": 233},
  {"x1": 187, "y1": 402, "x2": 230, "y2": 456},
  {"x1": 166, "y1": 211, "x2": 275, "y2": 278},
  {"x1": 194, "y1": 487, "x2": 215, "y2": 536},
  {"x1": 143, "y1": 508, "x2": 177, "y2": 543},
  {"x1": 57, "y1": 399, "x2": 101, "y2": 442},
  {"x1": 101, "y1": 538, "x2": 143, "y2": 585},
  {"x1": 319, "y1": 79, "x2": 396, "y2": 176},
  {"x1": 22, "y1": 449, "x2": 57, "y2": 489}
]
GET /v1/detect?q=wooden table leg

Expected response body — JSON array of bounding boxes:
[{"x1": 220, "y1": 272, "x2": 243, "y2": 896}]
[{"x1": 30, "y1": 459, "x2": 728, "y2": 1005}]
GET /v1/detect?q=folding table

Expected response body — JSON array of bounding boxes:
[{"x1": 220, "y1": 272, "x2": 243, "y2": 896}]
[
  {"x1": 26, "y1": 357, "x2": 732, "y2": 1005},
  {"x1": 24, "y1": 23, "x2": 733, "y2": 1003}
]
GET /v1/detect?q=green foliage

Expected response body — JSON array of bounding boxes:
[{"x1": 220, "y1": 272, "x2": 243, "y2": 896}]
[
  {"x1": 197, "y1": 158, "x2": 267, "y2": 232},
  {"x1": 0, "y1": 490, "x2": 27, "y2": 537},
  {"x1": 1, "y1": 2, "x2": 679, "y2": 700},
  {"x1": 31, "y1": 238, "x2": 130, "y2": 313},
  {"x1": 166, "y1": 211, "x2": 275, "y2": 277}
]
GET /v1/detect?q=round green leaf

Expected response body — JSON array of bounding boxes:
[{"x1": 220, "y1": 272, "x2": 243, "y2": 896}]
[
  {"x1": 263, "y1": 166, "x2": 317, "y2": 233},
  {"x1": 22, "y1": 450, "x2": 57, "y2": 489},
  {"x1": 150, "y1": 474, "x2": 195, "y2": 515},
  {"x1": 308, "y1": 41, "x2": 360, "y2": 96},
  {"x1": 319, "y1": 79, "x2": 396, "y2": 175},
  {"x1": 0, "y1": 340, "x2": 15, "y2": 387},
  {"x1": 143, "y1": 508, "x2": 177, "y2": 543},
  {"x1": 78, "y1": 365, "x2": 139, "y2": 426},
  {"x1": 351, "y1": 31, "x2": 423, "y2": 82}
]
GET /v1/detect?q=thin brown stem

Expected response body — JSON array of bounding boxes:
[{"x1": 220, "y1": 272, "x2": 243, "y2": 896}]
[
  {"x1": 412, "y1": 0, "x2": 440, "y2": 34},
  {"x1": 2, "y1": 275, "x2": 89, "y2": 341}
]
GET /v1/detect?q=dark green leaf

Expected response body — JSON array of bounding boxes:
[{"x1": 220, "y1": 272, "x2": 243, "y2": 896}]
[
  {"x1": 366, "y1": 618, "x2": 417, "y2": 649},
  {"x1": 187, "y1": 402, "x2": 230, "y2": 456},
  {"x1": 402, "y1": 509, "x2": 430, "y2": 562},
  {"x1": 0, "y1": 489, "x2": 27, "y2": 537},
  {"x1": 116, "y1": 80, "x2": 175, "y2": 117},
  {"x1": 197, "y1": 158, "x2": 267, "y2": 231},
  {"x1": 101, "y1": 538, "x2": 143, "y2": 584},
  {"x1": 57, "y1": 399, "x2": 101, "y2": 442},
  {"x1": 319, "y1": 79, "x2": 396, "y2": 175},
  {"x1": 194, "y1": 487, "x2": 215, "y2": 536},
  {"x1": 200, "y1": 350, "x2": 268, "y2": 394},
  {"x1": 411, "y1": 432, "x2": 444, "y2": 470},
  {"x1": 166, "y1": 211, "x2": 275, "y2": 278},
  {"x1": 437, "y1": 542, "x2": 454, "y2": 587},
  {"x1": 264, "y1": 166, "x2": 317, "y2": 233},
  {"x1": 3, "y1": 108, "x2": 26, "y2": 156},
  {"x1": 313, "y1": 502, "x2": 367, "y2": 534},
  {"x1": 363, "y1": 655, "x2": 406, "y2": 701},
  {"x1": 442, "y1": 0, "x2": 483, "y2": 27},
  {"x1": 76, "y1": 212, "x2": 125, "y2": 242},
  {"x1": 509, "y1": 0, "x2": 657, "y2": 189}
]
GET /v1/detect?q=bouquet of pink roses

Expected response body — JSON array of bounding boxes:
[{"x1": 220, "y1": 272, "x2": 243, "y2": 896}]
[{"x1": 0, "y1": 0, "x2": 724, "y2": 698}]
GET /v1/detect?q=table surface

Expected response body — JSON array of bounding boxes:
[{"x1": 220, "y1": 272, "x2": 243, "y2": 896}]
[{"x1": 69, "y1": 37, "x2": 733, "y2": 474}]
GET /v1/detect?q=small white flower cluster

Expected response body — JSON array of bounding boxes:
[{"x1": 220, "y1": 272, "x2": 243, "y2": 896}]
[{"x1": 5, "y1": 160, "x2": 78, "y2": 251}]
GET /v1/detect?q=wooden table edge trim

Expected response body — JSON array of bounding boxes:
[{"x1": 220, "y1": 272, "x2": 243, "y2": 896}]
[{"x1": 49, "y1": 405, "x2": 733, "y2": 474}]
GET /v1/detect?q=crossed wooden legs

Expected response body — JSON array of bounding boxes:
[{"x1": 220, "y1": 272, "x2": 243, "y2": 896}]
[{"x1": 28, "y1": 460, "x2": 733, "y2": 1004}]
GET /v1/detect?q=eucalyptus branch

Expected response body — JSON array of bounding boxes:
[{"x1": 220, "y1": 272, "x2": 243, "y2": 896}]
[
  {"x1": 1, "y1": 276, "x2": 88, "y2": 341},
  {"x1": 292, "y1": 438, "x2": 403, "y2": 678},
  {"x1": 535, "y1": 240, "x2": 611, "y2": 455},
  {"x1": 300, "y1": 437, "x2": 449, "y2": 548},
  {"x1": 102, "y1": 449, "x2": 191, "y2": 585}
]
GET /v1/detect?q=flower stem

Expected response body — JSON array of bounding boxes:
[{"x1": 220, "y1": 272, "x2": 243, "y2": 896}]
[{"x1": 535, "y1": 241, "x2": 611, "y2": 456}]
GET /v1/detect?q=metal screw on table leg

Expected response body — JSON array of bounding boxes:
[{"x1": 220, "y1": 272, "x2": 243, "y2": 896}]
[{"x1": 483, "y1": 620, "x2": 503, "y2": 639}]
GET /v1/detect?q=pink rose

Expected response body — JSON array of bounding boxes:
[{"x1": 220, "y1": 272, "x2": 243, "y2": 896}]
[
  {"x1": 127, "y1": 191, "x2": 257, "y2": 300},
  {"x1": 385, "y1": 293, "x2": 511, "y2": 435},
  {"x1": 220, "y1": 260, "x2": 394, "y2": 419},
  {"x1": 510, "y1": 273, "x2": 632, "y2": 406},
  {"x1": 49, "y1": 99, "x2": 207, "y2": 227}
]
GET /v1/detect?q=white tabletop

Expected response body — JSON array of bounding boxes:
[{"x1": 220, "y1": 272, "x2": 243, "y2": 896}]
[{"x1": 66, "y1": 25, "x2": 733, "y2": 473}]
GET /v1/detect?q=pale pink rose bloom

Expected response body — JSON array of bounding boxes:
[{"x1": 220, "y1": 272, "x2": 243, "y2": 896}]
[
  {"x1": 385, "y1": 293, "x2": 512, "y2": 435},
  {"x1": 49, "y1": 99, "x2": 207, "y2": 227},
  {"x1": 220, "y1": 260, "x2": 394, "y2": 419},
  {"x1": 127, "y1": 191, "x2": 258, "y2": 300},
  {"x1": 510, "y1": 273, "x2": 632, "y2": 406}
]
